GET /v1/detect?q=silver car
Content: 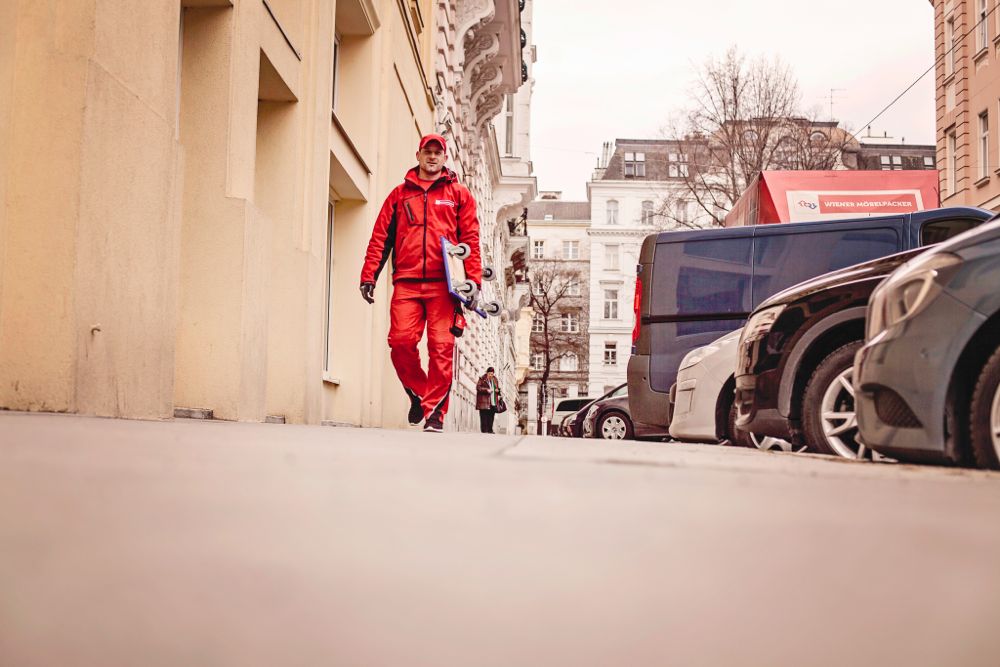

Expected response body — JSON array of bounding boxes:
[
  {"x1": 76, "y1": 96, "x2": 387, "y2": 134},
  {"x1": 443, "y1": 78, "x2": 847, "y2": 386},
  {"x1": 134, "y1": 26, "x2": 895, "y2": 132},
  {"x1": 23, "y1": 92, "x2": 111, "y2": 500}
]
[
  {"x1": 855, "y1": 216, "x2": 1000, "y2": 467},
  {"x1": 669, "y1": 329, "x2": 792, "y2": 451}
]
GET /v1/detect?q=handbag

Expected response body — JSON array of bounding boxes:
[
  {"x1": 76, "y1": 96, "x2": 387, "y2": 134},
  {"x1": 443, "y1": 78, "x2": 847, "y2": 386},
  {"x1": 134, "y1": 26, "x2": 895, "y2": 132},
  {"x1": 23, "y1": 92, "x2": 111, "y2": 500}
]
[{"x1": 495, "y1": 396, "x2": 508, "y2": 414}]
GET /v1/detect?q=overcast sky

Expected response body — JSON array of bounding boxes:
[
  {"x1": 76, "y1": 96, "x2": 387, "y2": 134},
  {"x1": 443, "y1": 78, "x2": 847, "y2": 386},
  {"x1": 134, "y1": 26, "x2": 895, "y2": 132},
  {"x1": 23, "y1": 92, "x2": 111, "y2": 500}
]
[{"x1": 529, "y1": 0, "x2": 937, "y2": 200}]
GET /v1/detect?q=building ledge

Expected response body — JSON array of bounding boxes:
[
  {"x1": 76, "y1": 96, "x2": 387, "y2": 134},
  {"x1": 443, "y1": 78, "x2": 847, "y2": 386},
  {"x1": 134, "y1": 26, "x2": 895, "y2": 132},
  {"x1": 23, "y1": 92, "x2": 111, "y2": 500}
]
[
  {"x1": 973, "y1": 46, "x2": 990, "y2": 65},
  {"x1": 974, "y1": 174, "x2": 991, "y2": 188},
  {"x1": 943, "y1": 72, "x2": 956, "y2": 87}
]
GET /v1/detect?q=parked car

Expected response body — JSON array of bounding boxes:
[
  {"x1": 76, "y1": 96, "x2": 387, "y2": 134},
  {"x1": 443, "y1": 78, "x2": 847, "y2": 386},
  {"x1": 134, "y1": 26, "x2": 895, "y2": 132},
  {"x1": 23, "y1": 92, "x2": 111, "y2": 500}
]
[
  {"x1": 581, "y1": 384, "x2": 634, "y2": 440},
  {"x1": 733, "y1": 247, "x2": 936, "y2": 458},
  {"x1": 668, "y1": 329, "x2": 792, "y2": 451},
  {"x1": 628, "y1": 207, "x2": 993, "y2": 437},
  {"x1": 561, "y1": 386, "x2": 625, "y2": 438},
  {"x1": 855, "y1": 216, "x2": 1000, "y2": 467},
  {"x1": 551, "y1": 397, "x2": 594, "y2": 437}
]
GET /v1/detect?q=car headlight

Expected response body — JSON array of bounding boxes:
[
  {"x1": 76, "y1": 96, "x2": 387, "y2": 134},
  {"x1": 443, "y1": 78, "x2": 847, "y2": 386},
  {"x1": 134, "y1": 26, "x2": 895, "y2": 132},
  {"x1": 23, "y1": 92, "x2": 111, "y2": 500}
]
[
  {"x1": 867, "y1": 252, "x2": 962, "y2": 340},
  {"x1": 679, "y1": 343, "x2": 717, "y2": 372},
  {"x1": 740, "y1": 305, "x2": 785, "y2": 344}
]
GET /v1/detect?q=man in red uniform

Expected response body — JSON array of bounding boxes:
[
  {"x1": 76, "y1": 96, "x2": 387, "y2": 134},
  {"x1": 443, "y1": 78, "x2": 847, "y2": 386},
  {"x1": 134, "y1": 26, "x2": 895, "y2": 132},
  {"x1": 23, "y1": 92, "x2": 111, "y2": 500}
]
[{"x1": 359, "y1": 134, "x2": 482, "y2": 432}]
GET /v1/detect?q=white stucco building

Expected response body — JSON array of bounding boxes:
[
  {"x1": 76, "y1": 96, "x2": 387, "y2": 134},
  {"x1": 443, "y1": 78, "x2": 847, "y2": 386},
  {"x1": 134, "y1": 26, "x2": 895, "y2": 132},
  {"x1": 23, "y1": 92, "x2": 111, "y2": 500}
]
[
  {"x1": 585, "y1": 140, "x2": 693, "y2": 394},
  {"x1": 521, "y1": 197, "x2": 591, "y2": 433}
]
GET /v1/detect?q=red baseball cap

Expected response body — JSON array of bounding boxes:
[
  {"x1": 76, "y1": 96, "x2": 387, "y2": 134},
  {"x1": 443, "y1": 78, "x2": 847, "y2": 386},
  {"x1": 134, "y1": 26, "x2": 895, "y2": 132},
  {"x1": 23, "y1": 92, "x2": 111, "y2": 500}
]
[{"x1": 419, "y1": 133, "x2": 447, "y2": 152}]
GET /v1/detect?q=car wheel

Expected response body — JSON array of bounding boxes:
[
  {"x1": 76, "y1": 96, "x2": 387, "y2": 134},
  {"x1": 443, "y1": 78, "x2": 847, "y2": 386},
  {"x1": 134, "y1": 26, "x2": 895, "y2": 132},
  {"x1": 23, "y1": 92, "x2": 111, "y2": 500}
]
[
  {"x1": 969, "y1": 345, "x2": 1000, "y2": 469},
  {"x1": 597, "y1": 411, "x2": 634, "y2": 440},
  {"x1": 802, "y1": 341, "x2": 870, "y2": 459},
  {"x1": 726, "y1": 403, "x2": 795, "y2": 451}
]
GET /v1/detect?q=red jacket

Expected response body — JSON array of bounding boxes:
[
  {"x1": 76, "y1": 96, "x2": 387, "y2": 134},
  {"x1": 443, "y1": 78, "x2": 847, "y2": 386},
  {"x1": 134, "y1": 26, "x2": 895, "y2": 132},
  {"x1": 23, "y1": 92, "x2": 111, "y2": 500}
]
[{"x1": 360, "y1": 167, "x2": 482, "y2": 286}]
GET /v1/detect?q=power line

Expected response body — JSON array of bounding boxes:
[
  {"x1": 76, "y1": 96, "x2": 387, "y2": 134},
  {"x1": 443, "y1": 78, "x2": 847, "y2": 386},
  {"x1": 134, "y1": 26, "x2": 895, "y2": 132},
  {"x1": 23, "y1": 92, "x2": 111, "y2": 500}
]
[{"x1": 849, "y1": 3, "x2": 998, "y2": 143}]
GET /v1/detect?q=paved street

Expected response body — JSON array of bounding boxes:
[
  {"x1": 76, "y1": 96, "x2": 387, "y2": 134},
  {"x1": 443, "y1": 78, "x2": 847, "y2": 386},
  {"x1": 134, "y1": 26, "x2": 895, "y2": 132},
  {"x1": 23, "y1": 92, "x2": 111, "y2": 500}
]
[{"x1": 2, "y1": 412, "x2": 1000, "y2": 666}]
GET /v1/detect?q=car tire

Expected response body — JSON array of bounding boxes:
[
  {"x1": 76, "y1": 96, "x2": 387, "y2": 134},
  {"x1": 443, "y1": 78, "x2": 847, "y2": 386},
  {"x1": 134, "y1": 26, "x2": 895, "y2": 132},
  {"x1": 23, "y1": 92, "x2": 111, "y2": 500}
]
[
  {"x1": 726, "y1": 403, "x2": 755, "y2": 448},
  {"x1": 801, "y1": 340, "x2": 869, "y2": 459},
  {"x1": 969, "y1": 345, "x2": 1000, "y2": 470},
  {"x1": 596, "y1": 411, "x2": 634, "y2": 440}
]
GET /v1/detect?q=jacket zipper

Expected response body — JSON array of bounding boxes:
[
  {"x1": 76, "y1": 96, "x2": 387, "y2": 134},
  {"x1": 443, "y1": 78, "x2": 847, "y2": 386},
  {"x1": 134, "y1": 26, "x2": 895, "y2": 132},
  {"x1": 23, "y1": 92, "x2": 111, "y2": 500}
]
[{"x1": 422, "y1": 191, "x2": 428, "y2": 279}]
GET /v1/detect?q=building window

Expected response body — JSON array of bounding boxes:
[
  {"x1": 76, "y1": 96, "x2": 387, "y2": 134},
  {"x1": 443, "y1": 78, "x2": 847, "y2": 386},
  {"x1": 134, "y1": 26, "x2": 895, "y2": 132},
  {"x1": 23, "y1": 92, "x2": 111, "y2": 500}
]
[
  {"x1": 946, "y1": 17, "x2": 956, "y2": 77},
  {"x1": 923, "y1": 155, "x2": 936, "y2": 169},
  {"x1": 676, "y1": 200, "x2": 693, "y2": 224},
  {"x1": 532, "y1": 240, "x2": 545, "y2": 259},
  {"x1": 561, "y1": 353, "x2": 578, "y2": 372},
  {"x1": 606, "y1": 200, "x2": 619, "y2": 225},
  {"x1": 603, "y1": 342, "x2": 617, "y2": 366},
  {"x1": 504, "y1": 94, "x2": 515, "y2": 156},
  {"x1": 560, "y1": 313, "x2": 580, "y2": 333},
  {"x1": 668, "y1": 153, "x2": 690, "y2": 178},
  {"x1": 880, "y1": 155, "x2": 903, "y2": 171},
  {"x1": 562, "y1": 240, "x2": 580, "y2": 260},
  {"x1": 947, "y1": 129, "x2": 958, "y2": 195},
  {"x1": 531, "y1": 352, "x2": 544, "y2": 371},
  {"x1": 981, "y1": 111, "x2": 991, "y2": 180},
  {"x1": 532, "y1": 313, "x2": 544, "y2": 333},
  {"x1": 641, "y1": 200, "x2": 655, "y2": 224},
  {"x1": 624, "y1": 152, "x2": 646, "y2": 178},
  {"x1": 603, "y1": 289, "x2": 619, "y2": 319},
  {"x1": 605, "y1": 244, "x2": 620, "y2": 271},
  {"x1": 331, "y1": 35, "x2": 341, "y2": 112},
  {"x1": 566, "y1": 278, "x2": 581, "y2": 296},
  {"x1": 978, "y1": 0, "x2": 989, "y2": 52}
]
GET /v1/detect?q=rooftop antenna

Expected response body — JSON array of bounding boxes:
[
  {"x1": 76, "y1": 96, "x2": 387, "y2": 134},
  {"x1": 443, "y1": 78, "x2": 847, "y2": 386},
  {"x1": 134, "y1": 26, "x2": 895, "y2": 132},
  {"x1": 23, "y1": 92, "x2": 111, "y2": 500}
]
[{"x1": 827, "y1": 88, "x2": 846, "y2": 121}]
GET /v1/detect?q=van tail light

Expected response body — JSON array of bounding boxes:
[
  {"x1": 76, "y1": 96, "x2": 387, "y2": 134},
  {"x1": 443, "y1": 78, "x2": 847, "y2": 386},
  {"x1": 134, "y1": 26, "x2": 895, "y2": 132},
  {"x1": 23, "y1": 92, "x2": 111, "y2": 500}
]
[{"x1": 632, "y1": 274, "x2": 643, "y2": 347}]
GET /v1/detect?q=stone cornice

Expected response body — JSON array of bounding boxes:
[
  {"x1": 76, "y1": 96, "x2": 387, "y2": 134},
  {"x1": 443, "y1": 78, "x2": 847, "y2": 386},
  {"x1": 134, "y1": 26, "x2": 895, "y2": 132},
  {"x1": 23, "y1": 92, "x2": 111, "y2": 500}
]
[{"x1": 587, "y1": 228, "x2": 655, "y2": 238}]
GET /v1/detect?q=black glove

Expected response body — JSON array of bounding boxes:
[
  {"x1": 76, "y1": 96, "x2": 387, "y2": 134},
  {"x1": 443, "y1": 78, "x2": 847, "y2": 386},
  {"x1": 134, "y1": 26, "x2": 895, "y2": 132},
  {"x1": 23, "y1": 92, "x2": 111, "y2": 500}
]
[{"x1": 360, "y1": 282, "x2": 375, "y2": 304}]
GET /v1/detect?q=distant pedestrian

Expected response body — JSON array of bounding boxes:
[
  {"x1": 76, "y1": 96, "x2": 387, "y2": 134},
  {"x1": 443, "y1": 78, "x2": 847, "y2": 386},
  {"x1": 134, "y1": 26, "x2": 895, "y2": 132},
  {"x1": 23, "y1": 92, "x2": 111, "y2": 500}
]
[{"x1": 476, "y1": 367, "x2": 503, "y2": 434}]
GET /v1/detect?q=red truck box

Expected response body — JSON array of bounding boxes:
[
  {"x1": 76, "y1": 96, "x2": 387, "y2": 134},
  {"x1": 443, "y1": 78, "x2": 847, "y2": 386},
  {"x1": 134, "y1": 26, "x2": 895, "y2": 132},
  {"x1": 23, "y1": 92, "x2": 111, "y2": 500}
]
[{"x1": 723, "y1": 170, "x2": 940, "y2": 227}]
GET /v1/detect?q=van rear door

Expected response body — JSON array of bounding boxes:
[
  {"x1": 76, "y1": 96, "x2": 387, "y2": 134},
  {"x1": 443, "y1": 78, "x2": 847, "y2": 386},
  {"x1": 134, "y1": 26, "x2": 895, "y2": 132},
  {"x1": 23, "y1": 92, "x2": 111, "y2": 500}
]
[{"x1": 628, "y1": 229, "x2": 753, "y2": 429}]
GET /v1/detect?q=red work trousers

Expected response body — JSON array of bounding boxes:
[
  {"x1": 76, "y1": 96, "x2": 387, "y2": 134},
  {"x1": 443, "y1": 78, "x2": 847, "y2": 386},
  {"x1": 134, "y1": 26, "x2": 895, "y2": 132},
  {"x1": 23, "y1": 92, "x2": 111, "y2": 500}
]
[{"x1": 388, "y1": 281, "x2": 456, "y2": 420}]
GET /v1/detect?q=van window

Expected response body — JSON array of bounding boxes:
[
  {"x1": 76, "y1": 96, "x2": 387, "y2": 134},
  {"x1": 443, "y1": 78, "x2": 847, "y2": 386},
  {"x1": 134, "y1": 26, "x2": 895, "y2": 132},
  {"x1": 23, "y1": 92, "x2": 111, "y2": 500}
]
[
  {"x1": 752, "y1": 228, "x2": 898, "y2": 307},
  {"x1": 557, "y1": 398, "x2": 590, "y2": 412},
  {"x1": 651, "y1": 237, "x2": 752, "y2": 317},
  {"x1": 920, "y1": 218, "x2": 982, "y2": 245}
]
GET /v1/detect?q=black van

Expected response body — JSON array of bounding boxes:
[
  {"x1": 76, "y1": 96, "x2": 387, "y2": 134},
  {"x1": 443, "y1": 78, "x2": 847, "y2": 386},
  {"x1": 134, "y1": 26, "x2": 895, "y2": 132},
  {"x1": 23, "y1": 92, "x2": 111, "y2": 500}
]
[{"x1": 627, "y1": 207, "x2": 993, "y2": 432}]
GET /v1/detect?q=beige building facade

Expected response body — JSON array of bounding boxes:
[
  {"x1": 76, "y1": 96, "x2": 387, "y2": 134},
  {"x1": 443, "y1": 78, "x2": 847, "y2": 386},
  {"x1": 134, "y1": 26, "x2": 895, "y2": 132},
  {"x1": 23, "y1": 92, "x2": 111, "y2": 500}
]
[
  {"x1": 0, "y1": 0, "x2": 528, "y2": 430},
  {"x1": 933, "y1": 0, "x2": 1000, "y2": 210}
]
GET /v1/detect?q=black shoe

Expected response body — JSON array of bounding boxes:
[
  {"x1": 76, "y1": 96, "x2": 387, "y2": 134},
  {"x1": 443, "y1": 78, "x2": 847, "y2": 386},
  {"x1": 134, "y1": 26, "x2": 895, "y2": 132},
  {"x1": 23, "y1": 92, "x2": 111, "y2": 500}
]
[
  {"x1": 423, "y1": 413, "x2": 443, "y2": 433},
  {"x1": 406, "y1": 391, "x2": 423, "y2": 425}
]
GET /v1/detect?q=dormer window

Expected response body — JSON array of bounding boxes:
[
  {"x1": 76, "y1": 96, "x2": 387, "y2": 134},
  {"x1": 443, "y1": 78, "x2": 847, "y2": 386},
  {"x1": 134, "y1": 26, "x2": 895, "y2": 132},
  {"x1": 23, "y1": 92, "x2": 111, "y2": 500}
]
[{"x1": 624, "y1": 152, "x2": 645, "y2": 178}]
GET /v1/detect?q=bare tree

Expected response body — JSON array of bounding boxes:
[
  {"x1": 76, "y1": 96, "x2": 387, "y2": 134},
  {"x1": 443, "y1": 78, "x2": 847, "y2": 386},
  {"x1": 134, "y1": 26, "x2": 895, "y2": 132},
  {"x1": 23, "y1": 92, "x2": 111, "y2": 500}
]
[
  {"x1": 526, "y1": 260, "x2": 588, "y2": 434},
  {"x1": 659, "y1": 47, "x2": 853, "y2": 228}
]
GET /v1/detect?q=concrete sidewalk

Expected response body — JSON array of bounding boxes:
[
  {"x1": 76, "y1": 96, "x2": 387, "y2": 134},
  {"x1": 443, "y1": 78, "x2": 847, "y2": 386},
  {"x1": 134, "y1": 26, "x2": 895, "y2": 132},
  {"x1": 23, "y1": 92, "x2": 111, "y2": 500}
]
[{"x1": 2, "y1": 412, "x2": 1000, "y2": 666}]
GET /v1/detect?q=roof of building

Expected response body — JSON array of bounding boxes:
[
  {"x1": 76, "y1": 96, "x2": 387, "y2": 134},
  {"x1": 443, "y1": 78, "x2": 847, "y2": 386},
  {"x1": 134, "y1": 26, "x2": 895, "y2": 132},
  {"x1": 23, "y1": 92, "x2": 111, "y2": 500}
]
[
  {"x1": 600, "y1": 139, "x2": 687, "y2": 181},
  {"x1": 526, "y1": 200, "x2": 591, "y2": 220},
  {"x1": 856, "y1": 142, "x2": 936, "y2": 152}
]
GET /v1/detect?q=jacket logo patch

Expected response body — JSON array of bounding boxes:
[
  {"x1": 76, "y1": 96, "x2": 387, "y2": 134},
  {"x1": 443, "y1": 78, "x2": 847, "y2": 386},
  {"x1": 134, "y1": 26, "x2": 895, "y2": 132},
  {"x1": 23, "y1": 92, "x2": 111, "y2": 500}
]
[{"x1": 435, "y1": 199, "x2": 456, "y2": 207}]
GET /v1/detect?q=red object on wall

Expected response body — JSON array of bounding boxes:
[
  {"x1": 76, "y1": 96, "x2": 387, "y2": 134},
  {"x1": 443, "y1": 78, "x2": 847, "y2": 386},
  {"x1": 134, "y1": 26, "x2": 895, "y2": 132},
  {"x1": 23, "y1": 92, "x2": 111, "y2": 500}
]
[{"x1": 723, "y1": 171, "x2": 941, "y2": 227}]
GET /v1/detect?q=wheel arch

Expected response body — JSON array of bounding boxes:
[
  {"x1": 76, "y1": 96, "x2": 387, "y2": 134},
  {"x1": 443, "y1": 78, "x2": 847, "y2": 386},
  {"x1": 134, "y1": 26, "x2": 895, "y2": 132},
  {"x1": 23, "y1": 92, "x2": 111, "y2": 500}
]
[
  {"x1": 714, "y1": 375, "x2": 736, "y2": 441},
  {"x1": 944, "y1": 309, "x2": 1000, "y2": 463},
  {"x1": 779, "y1": 308, "x2": 867, "y2": 421}
]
